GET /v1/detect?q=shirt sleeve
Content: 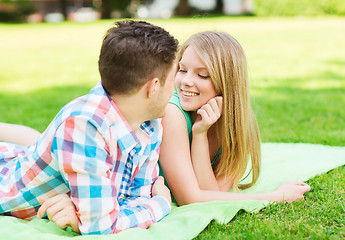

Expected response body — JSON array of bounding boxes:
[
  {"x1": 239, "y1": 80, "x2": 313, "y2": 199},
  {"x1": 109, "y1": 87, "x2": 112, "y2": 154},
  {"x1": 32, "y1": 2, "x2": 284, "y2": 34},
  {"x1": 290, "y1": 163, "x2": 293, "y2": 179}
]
[
  {"x1": 127, "y1": 147, "x2": 171, "y2": 223},
  {"x1": 51, "y1": 116, "x2": 170, "y2": 235}
]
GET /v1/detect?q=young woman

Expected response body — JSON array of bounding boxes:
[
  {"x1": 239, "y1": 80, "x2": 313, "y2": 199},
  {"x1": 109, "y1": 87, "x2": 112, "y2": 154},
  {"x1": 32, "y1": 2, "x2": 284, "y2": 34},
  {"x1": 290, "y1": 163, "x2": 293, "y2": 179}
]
[
  {"x1": 159, "y1": 31, "x2": 310, "y2": 205},
  {"x1": 0, "y1": 31, "x2": 310, "y2": 232}
]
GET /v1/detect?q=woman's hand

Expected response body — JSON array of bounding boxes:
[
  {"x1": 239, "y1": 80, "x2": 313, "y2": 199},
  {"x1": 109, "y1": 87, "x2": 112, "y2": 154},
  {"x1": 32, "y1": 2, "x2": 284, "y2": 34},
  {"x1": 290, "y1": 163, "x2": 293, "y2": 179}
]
[
  {"x1": 37, "y1": 194, "x2": 80, "y2": 234},
  {"x1": 192, "y1": 96, "x2": 223, "y2": 134},
  {"x1": 272, "y1": 181, "x2": 311, "y2": 203}
]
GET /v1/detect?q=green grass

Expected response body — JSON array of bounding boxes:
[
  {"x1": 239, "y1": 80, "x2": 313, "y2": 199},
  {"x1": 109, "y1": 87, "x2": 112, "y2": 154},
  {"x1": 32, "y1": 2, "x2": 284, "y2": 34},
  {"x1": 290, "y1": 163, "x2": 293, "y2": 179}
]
[
  {"x1": 0, "y1": 17, "x2": 344, "y2": 239},
  {"x1": 196, "y1": 167, "x2": 345, "y2": 239}
]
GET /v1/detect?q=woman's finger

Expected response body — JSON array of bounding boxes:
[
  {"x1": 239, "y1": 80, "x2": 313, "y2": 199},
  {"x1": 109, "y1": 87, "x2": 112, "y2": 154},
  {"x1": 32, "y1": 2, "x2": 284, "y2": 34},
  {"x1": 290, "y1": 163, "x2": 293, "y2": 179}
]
[
  {"x1": 215, "y1": 96, "x2": 223, "y2": 113},
  {"x1": 207, "y1": 98, "x2": 221, "y2": 118},
  {"x1": 207, "y1": 97, "x2": 223, "y2": 119},
  {"x1": 197, "y1": 108, "x2": 211, "y2": 123},
  {"x1": 201, "y1": 103, "x2": 220, "y2": 122}
]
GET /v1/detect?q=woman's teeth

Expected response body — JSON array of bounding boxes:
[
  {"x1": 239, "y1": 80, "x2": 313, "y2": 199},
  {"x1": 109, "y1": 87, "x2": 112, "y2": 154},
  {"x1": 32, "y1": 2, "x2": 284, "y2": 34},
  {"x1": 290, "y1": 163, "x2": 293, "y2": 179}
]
[{"x1": 183, "y1": 91, "x2": 198, "y2": 96}]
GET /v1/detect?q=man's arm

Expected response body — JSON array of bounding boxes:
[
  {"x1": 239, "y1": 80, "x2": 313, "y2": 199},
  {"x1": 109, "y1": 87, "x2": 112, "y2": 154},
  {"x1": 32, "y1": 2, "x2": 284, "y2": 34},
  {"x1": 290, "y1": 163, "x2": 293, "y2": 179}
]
[
  {"x1": 126, "y1": 149, "x2": 171, "y2": 222},
  {"x1": 52, "y1": 116, "x2": 170, "y2": 235}
]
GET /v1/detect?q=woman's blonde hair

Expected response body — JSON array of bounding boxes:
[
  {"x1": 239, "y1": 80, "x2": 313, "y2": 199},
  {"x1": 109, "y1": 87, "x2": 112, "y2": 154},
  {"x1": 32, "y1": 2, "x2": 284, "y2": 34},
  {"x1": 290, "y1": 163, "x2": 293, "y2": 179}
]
[{"x1": 177, "y1": 31, "x2": 261, "y2": 189}]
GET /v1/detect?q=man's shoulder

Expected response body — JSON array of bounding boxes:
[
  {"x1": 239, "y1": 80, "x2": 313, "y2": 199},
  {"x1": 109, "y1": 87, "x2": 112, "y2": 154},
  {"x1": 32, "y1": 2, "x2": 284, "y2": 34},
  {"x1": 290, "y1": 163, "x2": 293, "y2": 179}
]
[{"x1": 53, "y1": 83, "x2": 113, "y2": 128}]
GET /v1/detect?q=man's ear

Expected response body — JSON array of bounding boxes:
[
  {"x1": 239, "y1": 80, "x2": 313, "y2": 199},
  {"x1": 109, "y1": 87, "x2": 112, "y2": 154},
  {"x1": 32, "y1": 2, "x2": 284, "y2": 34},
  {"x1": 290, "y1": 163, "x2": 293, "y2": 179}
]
[{"x1": 146, "y1": 77, "x2": 159, "y2": 98}]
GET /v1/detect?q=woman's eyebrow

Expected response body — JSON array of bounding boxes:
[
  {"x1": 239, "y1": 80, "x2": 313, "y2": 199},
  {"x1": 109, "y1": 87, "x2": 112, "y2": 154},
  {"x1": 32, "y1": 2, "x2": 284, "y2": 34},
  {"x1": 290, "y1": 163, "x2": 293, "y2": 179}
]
[
  {"x1": 179, "y1": 62, "x2": 208, "y2": 71},
  {"x1": 195, "y1": 67, "x2": 208, "y2": 71}
]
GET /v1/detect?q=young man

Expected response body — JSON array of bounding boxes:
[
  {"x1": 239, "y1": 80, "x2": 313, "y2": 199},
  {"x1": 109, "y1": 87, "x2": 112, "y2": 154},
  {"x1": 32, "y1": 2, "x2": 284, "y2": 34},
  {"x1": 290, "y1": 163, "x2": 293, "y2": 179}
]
[{"x1": 0, "y1": 20, "x2": 178, "y2": 235}]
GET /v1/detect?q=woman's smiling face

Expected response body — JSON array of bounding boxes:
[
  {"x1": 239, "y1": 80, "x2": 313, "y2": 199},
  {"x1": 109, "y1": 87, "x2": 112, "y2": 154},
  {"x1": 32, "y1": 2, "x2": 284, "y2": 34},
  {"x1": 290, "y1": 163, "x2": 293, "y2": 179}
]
[{"x1": 175, "y1": 46, "x2": 217, "y2": 112}]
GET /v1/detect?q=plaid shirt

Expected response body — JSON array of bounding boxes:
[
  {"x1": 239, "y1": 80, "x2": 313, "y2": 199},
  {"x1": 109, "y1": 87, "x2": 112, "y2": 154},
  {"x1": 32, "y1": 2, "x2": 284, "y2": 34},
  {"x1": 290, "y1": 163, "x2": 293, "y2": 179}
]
[{"x1": 0, "y1": 82, "x2": 171, "y2": 235}]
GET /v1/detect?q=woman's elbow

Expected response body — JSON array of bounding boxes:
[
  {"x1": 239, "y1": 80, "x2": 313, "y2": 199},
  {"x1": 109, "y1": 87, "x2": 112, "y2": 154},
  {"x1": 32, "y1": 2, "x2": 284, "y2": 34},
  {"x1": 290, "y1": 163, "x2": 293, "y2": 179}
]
[{"x1": 174, "y1": 190, "x2": 204, "y2": 206}]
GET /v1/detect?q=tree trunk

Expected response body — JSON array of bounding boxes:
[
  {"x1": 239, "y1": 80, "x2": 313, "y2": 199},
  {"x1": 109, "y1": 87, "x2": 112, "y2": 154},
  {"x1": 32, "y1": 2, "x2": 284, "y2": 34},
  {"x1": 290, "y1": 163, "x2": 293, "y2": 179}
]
[
  {"x1": 59, "y1": 0, "x2": 67, "y2": 19},
  {"x1": 214, "y1": 0, "x2": 223, "y2": 13},
  {"x1": 175, "y1": 0, "x2": 191, "y2": 16},
  {"x1": 101, "y1": 0, "x2": 111, "y2": 19}
]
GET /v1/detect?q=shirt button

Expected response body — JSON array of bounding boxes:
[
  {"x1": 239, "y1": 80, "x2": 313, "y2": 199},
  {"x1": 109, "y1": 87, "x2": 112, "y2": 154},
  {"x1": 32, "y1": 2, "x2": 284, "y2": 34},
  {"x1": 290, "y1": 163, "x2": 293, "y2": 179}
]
[{"x1": 126, "y1": 162, "x2": 132, "y2": 168}]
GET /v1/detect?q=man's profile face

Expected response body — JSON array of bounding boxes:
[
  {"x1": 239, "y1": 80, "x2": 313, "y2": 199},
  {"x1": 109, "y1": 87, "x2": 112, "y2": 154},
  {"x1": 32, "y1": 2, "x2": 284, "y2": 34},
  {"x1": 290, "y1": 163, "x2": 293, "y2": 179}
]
[{"x1": 152, "y1": 65, "x2": 176, "y2": 119}]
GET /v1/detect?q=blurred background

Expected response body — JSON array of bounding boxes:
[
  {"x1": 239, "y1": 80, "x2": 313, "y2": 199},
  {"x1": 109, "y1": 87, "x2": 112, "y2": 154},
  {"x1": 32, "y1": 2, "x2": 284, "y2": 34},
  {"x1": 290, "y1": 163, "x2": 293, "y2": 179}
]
[{"x1": 0, "y1": 0, "x2": 344, "y2": 23}]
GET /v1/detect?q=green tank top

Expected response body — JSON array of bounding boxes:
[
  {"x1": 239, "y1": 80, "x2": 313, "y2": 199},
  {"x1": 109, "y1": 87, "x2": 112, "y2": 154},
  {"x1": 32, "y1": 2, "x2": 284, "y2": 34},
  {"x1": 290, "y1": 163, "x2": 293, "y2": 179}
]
[
  {"x1": 158, "y1": 92, "x2": 221, "y2": 175},
  {"x1": 158, "y1": 92, "x2": 222, "y2": 202},
  {"x1": 168, "y1": 91, "x2": 193, "y2": 143},
  {"x1": 168, "y1": 92, "x2": 221, "y2": 163}
]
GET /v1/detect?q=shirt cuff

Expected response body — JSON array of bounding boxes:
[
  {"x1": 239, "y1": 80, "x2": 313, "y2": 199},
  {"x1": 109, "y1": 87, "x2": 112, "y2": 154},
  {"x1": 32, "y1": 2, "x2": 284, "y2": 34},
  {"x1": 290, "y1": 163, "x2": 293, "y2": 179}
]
[{"x1": 144, "y1": 195, "x2": 171, "y2": 222}]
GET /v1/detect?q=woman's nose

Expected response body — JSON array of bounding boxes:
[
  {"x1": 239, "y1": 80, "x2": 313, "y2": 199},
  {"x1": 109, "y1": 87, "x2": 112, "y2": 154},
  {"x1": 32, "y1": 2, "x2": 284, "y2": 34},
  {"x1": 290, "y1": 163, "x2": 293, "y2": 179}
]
[{"x1": 181, "y1": 75, "x2": 194, "y2": 86}]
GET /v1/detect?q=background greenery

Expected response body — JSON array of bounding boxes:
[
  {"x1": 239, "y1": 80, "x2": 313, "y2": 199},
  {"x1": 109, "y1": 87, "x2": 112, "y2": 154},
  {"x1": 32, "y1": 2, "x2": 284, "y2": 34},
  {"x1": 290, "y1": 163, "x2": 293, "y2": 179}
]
[
  {"x1": 1, "y1": 0, "x2": 345, "y2": 23},
  {"x1": 253, "y1": 0, "x2": 345, "y2": 16},
  {"x1": 0, "y1": 17, "x2": 344, "y2": 239},
  {"x1": 0, "y1": 0, "x2": 33, "y2": 22}
]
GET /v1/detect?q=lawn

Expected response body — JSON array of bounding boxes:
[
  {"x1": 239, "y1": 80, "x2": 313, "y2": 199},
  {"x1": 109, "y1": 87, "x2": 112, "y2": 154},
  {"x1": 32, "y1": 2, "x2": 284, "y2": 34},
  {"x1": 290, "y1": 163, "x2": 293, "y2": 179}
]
[{"x1": 0, "y1": 17, "x2": 344, "y2": 239}]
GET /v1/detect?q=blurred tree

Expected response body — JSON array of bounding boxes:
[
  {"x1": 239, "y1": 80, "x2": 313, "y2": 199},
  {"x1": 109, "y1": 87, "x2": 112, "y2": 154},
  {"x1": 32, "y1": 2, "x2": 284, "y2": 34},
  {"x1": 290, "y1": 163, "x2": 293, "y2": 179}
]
[
  {"x1": 175, "y1": 0, "x2": 224, "y2": 16},
  {"x1": 59, "y1": 0, "x2": 67, "y2": 18},
  {"x1": 100, "y1": 0, "x2": 111, "y2": 18},
  {"x1": 175, "y1": 0, "x2": 191, "y2": 16},
  {"x1": 0, "y1": 0, "x2": 33, "y2": 22},
  {"x1": 214, "y1": 0, "x2": 224, "y2": 13},
  {"x1": 100, "y1": 0, "x2": 145, "y2": 19}
]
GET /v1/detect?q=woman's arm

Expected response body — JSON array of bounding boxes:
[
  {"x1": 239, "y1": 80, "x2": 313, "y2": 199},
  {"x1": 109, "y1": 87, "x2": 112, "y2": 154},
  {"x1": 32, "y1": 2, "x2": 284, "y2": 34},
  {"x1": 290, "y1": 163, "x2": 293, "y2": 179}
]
[
  {"x1": 190, "y1": 97, "x2": 222, "y2": 191},
  {"x1": 191, "y1": 132, "x2": 218, "y2": 189},
  {"x1": 0, "y1": 122, "x2": 41, "y2": 146},
  {"x1": 159, "y1": 104, "x2": 310, "y2": 206},
  {"x1": 159, "y1": 103, "x2": 202, "y2": 205}
]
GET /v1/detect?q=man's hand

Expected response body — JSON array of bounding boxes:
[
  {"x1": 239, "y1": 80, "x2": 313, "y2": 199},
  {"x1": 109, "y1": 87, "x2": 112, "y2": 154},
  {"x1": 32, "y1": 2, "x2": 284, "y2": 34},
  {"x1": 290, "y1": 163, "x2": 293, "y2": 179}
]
[
  {"x1": 152, "y1": 176, "x2": 171, "y2": 204},
  {"x1": 37, "y1": 194, "x2": 80, "y2": 234}
]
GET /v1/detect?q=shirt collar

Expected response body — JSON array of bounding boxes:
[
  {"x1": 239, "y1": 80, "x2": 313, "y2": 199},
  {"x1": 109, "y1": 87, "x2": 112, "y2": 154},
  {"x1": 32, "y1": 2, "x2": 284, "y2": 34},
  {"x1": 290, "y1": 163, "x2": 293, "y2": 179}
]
[{"x1": 91, "y1": 81, "x2": 156, "y2": 153}]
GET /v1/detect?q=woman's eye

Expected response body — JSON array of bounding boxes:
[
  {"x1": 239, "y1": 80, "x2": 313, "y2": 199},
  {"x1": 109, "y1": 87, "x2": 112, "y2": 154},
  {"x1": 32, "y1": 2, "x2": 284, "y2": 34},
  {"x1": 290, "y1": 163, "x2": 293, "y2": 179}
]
[
  {"x1": 198, "y1": 74, "x2": 210, "y2": 79},
  {"x1": 178, "y1": 69, "x2": 187, "y2": 73}
]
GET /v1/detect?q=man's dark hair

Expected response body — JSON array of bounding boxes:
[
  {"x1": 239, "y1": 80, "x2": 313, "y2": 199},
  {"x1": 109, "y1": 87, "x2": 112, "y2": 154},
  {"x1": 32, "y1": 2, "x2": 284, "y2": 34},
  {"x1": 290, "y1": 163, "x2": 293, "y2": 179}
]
[{"x1": 98, "y1": 20, "x2": 178, "y2": 95}]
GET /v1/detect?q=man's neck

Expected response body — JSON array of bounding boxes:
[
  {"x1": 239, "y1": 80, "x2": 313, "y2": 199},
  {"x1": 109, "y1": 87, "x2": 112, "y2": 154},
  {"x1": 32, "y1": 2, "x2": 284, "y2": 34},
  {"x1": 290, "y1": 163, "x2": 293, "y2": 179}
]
[{"x1": 110, "y1": 93, "x2": 148, "y2": 132}]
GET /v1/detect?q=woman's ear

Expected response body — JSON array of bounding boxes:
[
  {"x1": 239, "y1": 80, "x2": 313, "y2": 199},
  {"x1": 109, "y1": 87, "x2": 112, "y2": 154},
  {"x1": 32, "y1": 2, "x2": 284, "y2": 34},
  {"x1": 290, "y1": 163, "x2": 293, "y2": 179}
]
[{"x1": 146, "y1": 77, "x2": 159, "y2": 98}]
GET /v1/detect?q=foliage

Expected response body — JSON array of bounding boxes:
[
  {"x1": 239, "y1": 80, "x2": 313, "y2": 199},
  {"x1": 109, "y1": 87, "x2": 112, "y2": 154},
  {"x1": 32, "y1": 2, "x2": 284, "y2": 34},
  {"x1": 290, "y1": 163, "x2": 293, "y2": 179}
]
[
  {"x1": 253, "y1": 0, "x2": 345, "y2": 16},
  {"x1": 0, "y1": 0, "x2": 34, "y2": 22}
]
